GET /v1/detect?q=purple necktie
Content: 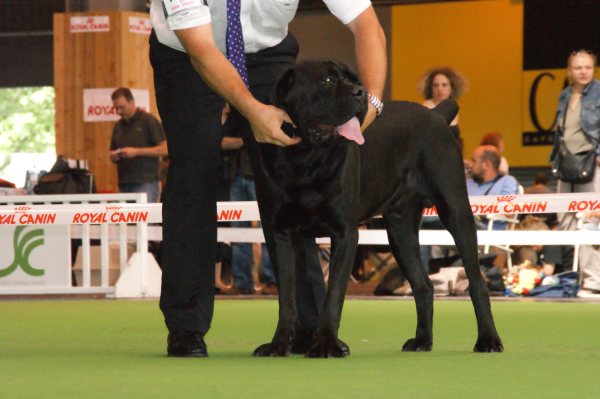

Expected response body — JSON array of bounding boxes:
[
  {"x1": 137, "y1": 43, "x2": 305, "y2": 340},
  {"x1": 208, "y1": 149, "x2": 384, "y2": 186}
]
[{"x1": 226, "y1": 0, "x2": 249, "y2": 86}]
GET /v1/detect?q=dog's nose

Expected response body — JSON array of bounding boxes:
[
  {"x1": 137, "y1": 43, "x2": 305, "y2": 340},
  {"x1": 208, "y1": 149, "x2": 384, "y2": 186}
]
[{"x1": 353, "y1": 87, "x2": 366, "y2": 98}]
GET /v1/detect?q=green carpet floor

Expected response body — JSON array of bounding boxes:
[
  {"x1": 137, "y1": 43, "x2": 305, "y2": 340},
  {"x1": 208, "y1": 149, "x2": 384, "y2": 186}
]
[{"x1": 0, "y1": 298, "x2": 598, "y2": 399}]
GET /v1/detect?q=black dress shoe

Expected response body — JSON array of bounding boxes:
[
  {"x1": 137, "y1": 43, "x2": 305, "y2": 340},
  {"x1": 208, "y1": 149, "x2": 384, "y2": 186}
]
[{"x1": 167, "y1": 331, "x2": 208, "y2": 357}]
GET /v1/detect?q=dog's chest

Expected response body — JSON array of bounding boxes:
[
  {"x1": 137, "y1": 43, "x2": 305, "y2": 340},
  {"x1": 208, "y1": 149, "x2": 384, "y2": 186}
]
[{"x1": 263, "y1": 145, "x2": 356, "y2": 236}]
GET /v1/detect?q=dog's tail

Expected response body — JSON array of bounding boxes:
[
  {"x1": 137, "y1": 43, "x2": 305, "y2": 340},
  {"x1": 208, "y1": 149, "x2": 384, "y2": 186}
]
[{"x1": 431, "y1": 99, "x2": 459, "y2": 125}]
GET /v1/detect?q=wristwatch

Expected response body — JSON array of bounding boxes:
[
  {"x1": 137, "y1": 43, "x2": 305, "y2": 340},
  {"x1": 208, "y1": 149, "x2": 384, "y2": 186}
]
[{"x1": 368, "y1": 94, "x2": 384, "y2": 117}]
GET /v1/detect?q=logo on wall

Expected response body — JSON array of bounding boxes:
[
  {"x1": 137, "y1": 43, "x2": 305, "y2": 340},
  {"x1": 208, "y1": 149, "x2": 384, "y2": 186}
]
[
  {"x1": 0, "y1": 226, "x2": 45, "y2": 278},
  {"x1": 70, "y1": 16, "x2": 110, "y2": 33},
  {"x1": 522, "y1": 72, "x2": 568, "y2": 147},
  {"x1": 83, "y1": 88, "x2": 150, "y2": 122},
  {"x1": 128, "y1": 17, "x2": 151, "y2": 35}
]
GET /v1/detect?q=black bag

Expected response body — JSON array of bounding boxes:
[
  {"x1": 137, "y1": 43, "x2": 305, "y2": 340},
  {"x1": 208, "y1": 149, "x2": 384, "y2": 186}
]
[
  {"x1": 551, "y1": 103, "x2": 597, "y2": 184},
  {"x1": 34, "y1": 156, "x2": 96, "y2": 194},
  {"x1": 551, "y1": 142, "x2": 596, "y2": 184}
]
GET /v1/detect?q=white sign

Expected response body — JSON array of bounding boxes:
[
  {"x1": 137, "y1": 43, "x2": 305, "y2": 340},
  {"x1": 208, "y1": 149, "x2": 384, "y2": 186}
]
[
  {"x1": 70, "y1": 16, "x2": 110, "y2": 33},
  {"x1": 0, "y1": 225, "x2": 70, "y2": 288},
  {"x1": 83, "y1": 88, "x2": 150, "y2": 122},
  {"x1": 128, "y1": 16, "x2": 152, "y2": 35}
]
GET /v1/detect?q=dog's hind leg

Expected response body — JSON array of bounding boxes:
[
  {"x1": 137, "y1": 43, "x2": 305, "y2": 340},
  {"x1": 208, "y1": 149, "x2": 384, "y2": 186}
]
[
  {"x1": 253, "y1": 233, "x2": 299, "y2": 357},
  {"x1": 305, "y1": 229, "x2": 358, "y2": 358},
  {"x1": 435, "y1": 194, "x2": 504, "y2": 353},
  {"x1": 383, "y1": 204, "x2": 434, "y2": 352}
]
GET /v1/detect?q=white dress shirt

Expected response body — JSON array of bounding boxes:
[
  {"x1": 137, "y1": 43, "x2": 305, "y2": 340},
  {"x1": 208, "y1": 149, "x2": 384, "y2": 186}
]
[{"x1": 150, "y1": 0, "x2": 371, "y2": 54}]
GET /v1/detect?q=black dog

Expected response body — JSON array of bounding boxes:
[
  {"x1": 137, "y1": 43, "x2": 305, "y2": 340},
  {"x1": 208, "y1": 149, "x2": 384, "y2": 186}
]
[{"x1": 252, "y1": 60, "x2": 503, "y2": 357}]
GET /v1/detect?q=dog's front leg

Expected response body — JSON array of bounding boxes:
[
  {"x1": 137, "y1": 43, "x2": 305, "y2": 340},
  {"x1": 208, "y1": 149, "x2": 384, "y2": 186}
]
[
  {"x1": 305, "y1": 230, "x2": 358, "y2": 358},
  {"x1": 253, "y1": 233, "x2": 297, "y2": 357}
]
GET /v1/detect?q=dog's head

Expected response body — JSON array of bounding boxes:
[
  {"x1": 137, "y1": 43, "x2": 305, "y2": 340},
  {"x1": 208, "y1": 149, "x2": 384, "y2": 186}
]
[{"x1": 274, "y1": 60, "x2": 368, "y2": 145}]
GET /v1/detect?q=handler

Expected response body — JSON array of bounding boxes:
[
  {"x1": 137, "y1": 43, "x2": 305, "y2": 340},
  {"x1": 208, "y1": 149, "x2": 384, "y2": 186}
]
[{"x1": 149, "y1": 0, "x2": 386, "y2": 357}]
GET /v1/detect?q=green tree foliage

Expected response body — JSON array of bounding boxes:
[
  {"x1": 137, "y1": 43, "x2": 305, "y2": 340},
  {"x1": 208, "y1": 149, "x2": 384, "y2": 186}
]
[{"x1": 0, "y1": 87, "x2": 55, "y2": 173}]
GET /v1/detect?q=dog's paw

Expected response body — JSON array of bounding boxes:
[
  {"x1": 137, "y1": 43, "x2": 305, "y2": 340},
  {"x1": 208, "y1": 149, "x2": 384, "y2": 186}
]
[
  {"x1": 401, "y1": 338, "x2": 433, "y2": 352},
  {"x1": 252, "y1": 341, "x2": 291, "y2": 357},
  {"x1": 473, "y1": 335, "x2": 504, "y2": 353},
  {"x1": 305, "y1": 337, "x2": 350, "y2": 358}
]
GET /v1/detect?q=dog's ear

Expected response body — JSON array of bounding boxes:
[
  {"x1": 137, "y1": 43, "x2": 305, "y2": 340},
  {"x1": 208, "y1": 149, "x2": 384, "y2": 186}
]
[{"x1": 274, "y1": 67, "x2": 296, "y2": 108}]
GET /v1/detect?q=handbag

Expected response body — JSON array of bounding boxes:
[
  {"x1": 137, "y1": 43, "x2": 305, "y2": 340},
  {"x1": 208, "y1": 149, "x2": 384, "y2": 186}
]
[
  {"x1": 33, "y1": 155, "x2": 96, "y2": 194},
  {"x1": 551, "y1": 141, "x2": 596, "y2": 184},
  {"x1": 551, "y1": 101, "x2": 597, "y2": 184}
]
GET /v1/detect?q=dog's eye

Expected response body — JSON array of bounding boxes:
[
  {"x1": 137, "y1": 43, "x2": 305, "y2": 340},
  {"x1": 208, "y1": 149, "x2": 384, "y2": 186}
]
[{"x1": 320, "y1": 76, "x2": 336, "y2": 89}]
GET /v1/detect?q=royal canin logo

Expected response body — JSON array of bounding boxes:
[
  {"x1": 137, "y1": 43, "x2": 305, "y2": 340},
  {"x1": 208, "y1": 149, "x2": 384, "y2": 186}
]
[
  {"x1": 568, "y1": 200, "x2": 600, "y2": 212},
  {"x1": 217, "y1": 209, "x2": 242, "y2": 221},
  {"x1": 496, "y1": 195, "x2": 516, "y2": 203}
]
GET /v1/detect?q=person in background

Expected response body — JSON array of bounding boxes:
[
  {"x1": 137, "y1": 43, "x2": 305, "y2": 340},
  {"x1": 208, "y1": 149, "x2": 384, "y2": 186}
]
[
  {"x1": 467, "y1": 145, "x2": 519, "y2": 230},
  {"x1": 215, "y1": 104, "x2": 234, "y2": 293},
  {"x1": 550, "y1": 50, "x2": 600, "y2": 230},
  {"x1": 149, "y1": 0, "x2": 386, "y2": 357},
  {"x1": 480, "y1": 131, "x2": 509, "y2": 175},
  {"x1": 514, "y1": 215, "x2": 573, "y2": 276},
  {"x1": 522, "y1": 172, "x2": 557, "y2": 229},
  {"x1": 421, "y1": 145, "x2": 518, "y2": 272},
  {"x1": 524, "y1": 172, "x2": 552, "y2": 194},
  {"x1": 421, "y1": 67, "x2": 467, "y2": 140},
  {"x1": 467, "y1": 145, "x2": 519, "y2": 273},
  {"x1": 220, "y1": 104, "x2": 277, "y2": 295},
  {"x1": 109, "y1": 87, "x2": 167, "y2": 203}
]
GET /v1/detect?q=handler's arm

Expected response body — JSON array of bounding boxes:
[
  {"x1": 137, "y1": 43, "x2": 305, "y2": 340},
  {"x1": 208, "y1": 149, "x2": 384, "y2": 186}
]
[
  {"x1": 347, "y1": 6, "x2": 387, "y2": 131},
  {"x1": 174, "y1": 25, "x2": 300, "y2": 147}
]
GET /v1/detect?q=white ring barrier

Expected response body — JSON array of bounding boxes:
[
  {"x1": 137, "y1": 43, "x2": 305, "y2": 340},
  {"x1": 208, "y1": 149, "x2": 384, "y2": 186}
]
[
  {"x1": 2, "y1": 193, "x2": 600, "y2": 225},
  {"x1": 0, "y1": 194, "x2": 156, "y2": 298},
  {"x1": 2, "y1": 192, "x2": 599, "y2": 297}
]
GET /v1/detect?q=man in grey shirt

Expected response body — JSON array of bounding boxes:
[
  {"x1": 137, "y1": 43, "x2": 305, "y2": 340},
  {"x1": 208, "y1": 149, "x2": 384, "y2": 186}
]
[{"x1": 109, "y1": 87, "x2": 167, "y2": 203}]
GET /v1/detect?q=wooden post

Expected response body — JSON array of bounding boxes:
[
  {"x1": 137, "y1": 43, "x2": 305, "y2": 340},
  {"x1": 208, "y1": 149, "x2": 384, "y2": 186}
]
[{"x1": 53, "y1": 11, "x2": 158, "y2": 192}]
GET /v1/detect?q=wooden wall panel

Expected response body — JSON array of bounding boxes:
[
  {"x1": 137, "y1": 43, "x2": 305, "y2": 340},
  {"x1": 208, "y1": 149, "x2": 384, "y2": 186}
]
[{"x1": 54, "y1": 11, "x2": 157, "y2": 192}]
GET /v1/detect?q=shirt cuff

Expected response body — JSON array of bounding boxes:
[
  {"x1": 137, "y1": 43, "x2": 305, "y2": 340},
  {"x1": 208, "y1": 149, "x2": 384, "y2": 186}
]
[{"x1": 324, "y1": 0, "x2": 371, "y2": 25}]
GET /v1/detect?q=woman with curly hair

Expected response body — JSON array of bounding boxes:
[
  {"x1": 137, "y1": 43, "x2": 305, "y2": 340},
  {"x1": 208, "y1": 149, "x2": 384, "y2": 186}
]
[{"x1": 421, "y1": 67, "x2": 467, "y2": 139}]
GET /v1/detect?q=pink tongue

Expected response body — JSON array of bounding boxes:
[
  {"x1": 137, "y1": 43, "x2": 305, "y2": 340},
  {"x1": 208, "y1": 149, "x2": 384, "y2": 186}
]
[{"x1": 336, "y1": 117, "x2": 364, "y2": 145}]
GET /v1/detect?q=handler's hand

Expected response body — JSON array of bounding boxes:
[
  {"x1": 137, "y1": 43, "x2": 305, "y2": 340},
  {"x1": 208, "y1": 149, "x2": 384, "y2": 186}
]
[
  {"x1": 360, "y1": 104, "x2": 378, "y2": 132},
  {"x1": 248, "y1": 104, "x2": 301, "y2": 147}
]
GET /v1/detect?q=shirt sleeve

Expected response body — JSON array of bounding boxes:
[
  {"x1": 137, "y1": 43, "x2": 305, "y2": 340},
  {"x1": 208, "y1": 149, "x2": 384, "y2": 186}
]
[
  {"x1": 323, "y1": 0, "x2": 371, "y2": 24},
  {"x1": 499, "y1": 176, "x2": 519, "y2": 195},
  {"x1": 150, "y1": 0, "x2": 211, "y2": 33},
  {"x1": 146, "y1": 114, "x2": 167, "y2": 145}
]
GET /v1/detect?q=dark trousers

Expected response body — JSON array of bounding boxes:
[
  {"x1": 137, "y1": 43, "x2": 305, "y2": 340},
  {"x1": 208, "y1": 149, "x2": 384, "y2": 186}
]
[{"x1": 150, "y1": 32, "x2": 325, "y2": 334}]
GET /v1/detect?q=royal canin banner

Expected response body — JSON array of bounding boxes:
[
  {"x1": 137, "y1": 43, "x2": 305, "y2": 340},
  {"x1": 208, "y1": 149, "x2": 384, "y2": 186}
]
[
  {"x1": 83, "y1": 88, "x2": 150, "y2": 122},
  {"x1": 128, "y1": 17, "x2": 152, "y2": 35},
  {"x1": 1, "y1": 194, "x2": 600, "y2": 226},
  {"x1": 70, "y1": 16, "x2": 110, "y2": 33}
]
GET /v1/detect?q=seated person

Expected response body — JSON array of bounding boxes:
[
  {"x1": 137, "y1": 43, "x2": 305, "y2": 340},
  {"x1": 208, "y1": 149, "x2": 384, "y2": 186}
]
[
  {"x1": 420, "y1": 146, "x2": 518, "y2": 272},
  {"x1": 466, "y1": 145, "x2": 519, "y2": 230},
  {"x1": 513, "y1": 215, "x2": 572, "y2": 276},
  {"x1": 524, "y1": 172, "x2": 552, "y2": 195}
]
